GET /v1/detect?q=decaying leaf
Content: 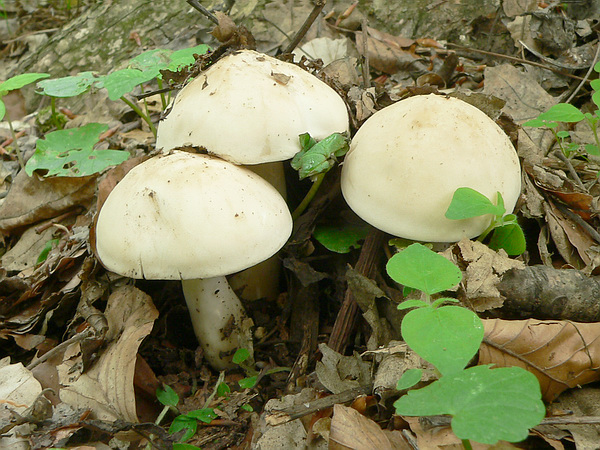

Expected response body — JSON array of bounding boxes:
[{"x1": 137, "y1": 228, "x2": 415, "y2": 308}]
[
  {"x1": 58, "y1": 285, "x2": 158, "y2": 422},
  {"x1": 315, "y1": 343, "x2": 371, "y2": 395},
  {"x1": 444, "y1": 239, "x2": 524, "y2": 312},
  {"x1": 329, "y1": 404, "x2": 410, "y2": 450},
  {"x1": 0, "y1": 170, "x2": 95, "y2": 233},
  {"x1": 480, "y1": 319, "x2": 600, "y2": 402}
]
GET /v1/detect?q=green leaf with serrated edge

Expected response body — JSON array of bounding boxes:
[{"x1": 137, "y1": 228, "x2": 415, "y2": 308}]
[
  {"x1": 401, "y1": 306, "x2": 483, "y2": 376},
  {"x1": 291, "y1": 132, "x2": 349, "y2": 179},
  {"x1": 0, "y1": 73, "x2": 50, "y2": 92},
  {"x1": 37, "y1": 72, "x2": 96, "y2": 97},
  {"x1": 233, "y1": 348, "x2": 250, "y2": 364},
  {"x1": 0, "y1": 100, "x2": 5, "y2": 121},
  {"x1": 488, "y1": 223, "x2": 526, "y2": 256},
  {"x1": 101, "y1": 68, "x2": 157, "y2": 100},
  {"x1": 313, "y1": 224, "x2": 369, "y2": 253},
  {"x1": 156, "y1": 385, "x2": 179, "y2": 407},
  {"x1": 538, "y1": 103, "x2": 585, "y2": 123},
  {"x1": 239, "y1": 376, "x2": 258, "y2": 389},
  {"x1": 591, "y1": 78, "x2": 600, "y2": 91},
  {"x1": 394, "y1": 365, "x2": 545, "y2": 445},
  {"x1": 397, "y1": 299, "x2": 429, "y2": 310},
  {"x1": 167, "y1": 44, "x2": 210, "y2": 71},
  {"x1": 25, "y1": 123, "x2": 129, "y2": 177},
  {"x1": 386, "y1": 243, "x2": 462, "y2": 295},
  {"x1": 186, "y1": 408, "x2": 217, "y2": 423},
  {"x1": 585, "y1": 144, "x2": 600, "y2": 156},
  {"x1": 445, "y1": 188, "x2": 505, "y2": 220},
  {"x1": 556, "y1": 130, "x2": 570, "y2": 139},
  {"x1": 169, "y1": 416, "x2": 197, "y2": 442},
  {"x1": 396, "y1": 369, "x2": 422, "y2": 390}
]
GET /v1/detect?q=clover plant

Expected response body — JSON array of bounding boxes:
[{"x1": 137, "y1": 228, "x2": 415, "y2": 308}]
[
  {"x1": 523, "y1": 61, "x2": 600, "y2": 158},
  {"x1": 13, "y1": 44, "x2": 209, "y2": 178},
  {"x1": 445, "y1": 187, "x2": 526, "y2": 256},
  {"x1": 388, "y1": 243, "x2": 545, "y2": 447},
  {"x1": 0, "y1": 73, "x2": 50, "y2": 167}
]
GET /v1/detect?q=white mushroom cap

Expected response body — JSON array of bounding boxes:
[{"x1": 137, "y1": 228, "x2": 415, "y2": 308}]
[
  {"x1": 155, "y1": 49, "x2": 349, "y2": 164},
  {"x1": 95, "y1": 151, "x2": 293, "y2": 279},
  {"x1": 341, "y1": 94, "x2": 521, "y2": 242}
]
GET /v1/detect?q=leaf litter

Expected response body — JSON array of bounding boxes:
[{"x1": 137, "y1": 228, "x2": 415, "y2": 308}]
[{"x1": 2, "y1": 0, "x2": 600, "y2": 448}]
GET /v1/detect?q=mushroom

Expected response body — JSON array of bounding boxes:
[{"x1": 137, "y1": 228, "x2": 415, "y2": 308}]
[
  {"x1": 341, "y1": 94, "x2": 521, "y2": 242},
  {"x1": 95, "y1": 151, "x2": 293, "y2": 369},
  {"x1": 155, "y1": 49, "x2": 349, "y2": 165},
  {"x1": 155, "y1": 49, "x2": 349, "y2": 301}
]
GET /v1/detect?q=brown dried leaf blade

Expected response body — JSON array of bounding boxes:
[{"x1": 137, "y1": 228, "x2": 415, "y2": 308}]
[{"x1": 480, "y1": 319, "x2": 600, "y2": 402}]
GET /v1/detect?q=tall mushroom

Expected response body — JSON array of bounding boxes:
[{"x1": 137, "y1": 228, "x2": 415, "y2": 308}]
[
  {"x1": 95, "y1": 151, "x2": 293, "y2": 369},
  {"x1": 341, "y1": 94, "x2": 521, "y2": 242},
  {"x1": 155, "y1": 49, "x2": 350, "y2": 301}
]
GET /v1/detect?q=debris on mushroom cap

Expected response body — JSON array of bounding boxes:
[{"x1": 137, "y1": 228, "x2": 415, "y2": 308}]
[
  {"x1": 95, "y1": 151, "x2": 293, "y2": 279},
  {"x1": 155, "y1": 49, "x2": 350, "y2": 165},
  {"x1": 341, "y1": 94, "x2": 522, "y2": 242}
]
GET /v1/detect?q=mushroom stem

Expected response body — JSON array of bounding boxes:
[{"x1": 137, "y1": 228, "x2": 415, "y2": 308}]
[{"x1": 181, "y1": 276, "x2": 247, "y2": 370}]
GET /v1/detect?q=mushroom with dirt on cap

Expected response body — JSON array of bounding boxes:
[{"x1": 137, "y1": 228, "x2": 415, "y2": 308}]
[
  {"x1": 95, "y1": 151, "x2": 293, "y2": 370},
  {"x1": 341, "y1": 94, "x2": 522, "y2": 242},
  {"x1": 155, "y1": 49, "x2": 350, "y2": 302}
]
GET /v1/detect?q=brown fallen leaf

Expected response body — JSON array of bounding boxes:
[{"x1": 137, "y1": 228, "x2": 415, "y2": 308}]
[
  {"x1": 329, "y1": 404, "x2": 411, "y2": 450},
  {"x1": 0, "y1": 171, "x2": 95, "y2": 233},
  {"x1": 480, "y1": 319, "x2": 600, "y2": 402},
  {"x1": 58, "y1": 285, "x2": 158, "y2": 423}
]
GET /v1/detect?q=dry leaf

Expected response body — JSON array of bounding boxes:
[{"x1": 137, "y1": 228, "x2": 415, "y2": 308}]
[
  {"x1": 481, "y1": 319, "x2": 600, "y2": 401},
  {"x1": 0, "y1": 170, "x2": 96, "y2": 233},
  {"x1": 329, "y1": 404, "x2": 410, "y2": 450},
  {"x1": 58, "y1": 285, "x2": 158, "y2": 422}
]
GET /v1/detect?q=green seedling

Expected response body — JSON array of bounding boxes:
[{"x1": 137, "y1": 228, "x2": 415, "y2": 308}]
[
  {"x1": 387, "y1": 243, "x2": 545, "y2": 447},
  {"x1": 37, "y1": 238, "x2": 60, "y2": 264},
  {"x1": 291, "y1": 132, "x2": 350, "y2": 220},
  {"x1": 0, "y1": 73, "x2": 50, "y2": 167},
  {"x1": 445, "y1": 187, "x2": 526, "y2": 256},
  {"x1": 312, "y1": 223, "x2": 369, "y2": 253},
  {"x1": 232, "y1": 347, "x2": 290, "y2": 390},
  {"x1": 155, "y1": 384, "x2": 215, "y2": 450},
  {"x1": 25, "y1": 123, "x2": 129, "y2": 177},
  {"x1": 36, "y1": 44, "x2": 209, "y2": 137},
  {"x1": 523, "y1": 61, "x2": 600, "y2": 158}
]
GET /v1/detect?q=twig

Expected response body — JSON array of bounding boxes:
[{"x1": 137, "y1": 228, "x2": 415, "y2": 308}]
[
  {"x1": 446, "y1": 43, "x2": 587, "y2": 82},
  {"x1": 26, "y1": 327, "x2": 95, "y2": 371},
  {"x1": 566, "y1": 37, "x2": 600, "y2": 104},
  {"x1": 283, "y1": 0, "x2": 326, "y2": 54},
  {"x1": 554, "y1": 202, "x2": 600, "y2": 245},
  {"x1": 328, "y1": 228, "x2": 385, "y2": 353},
  {"x1": 265, "y1": 384, "x2": 372, "y2": 425},
  {"x1": 186, "y1": 0, "x2": 219, "y2": 25},
  {"x1": 553, "y1": 149, "x2": 585, "y2": 191},
  {"x1": 360, "y1": 18, "x2": 370, "y2": 87}
]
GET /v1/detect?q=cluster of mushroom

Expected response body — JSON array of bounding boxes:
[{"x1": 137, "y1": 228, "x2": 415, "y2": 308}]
[
  {"x1": 340, "y1": 94, "x2": 521, "y2": 243},
  {"x1": 95, "y1": 50, "x2": 350, "y2": 370}
]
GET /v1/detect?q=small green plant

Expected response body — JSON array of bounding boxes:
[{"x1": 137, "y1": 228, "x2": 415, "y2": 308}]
[
  {"x1": 523, "y1": 61, "x2": 600, "y2": 158},
  {"x1": 291, "y1": 131, "x2": 349, "y2": 220},
  {"x1": 0, "y1": 73, "x2": 51, "y2": 167},
  {"x1": 155, "y1": 384, "x2": 216, "y2": 450},
  {"x1": 19, "y1": 44, "x2": 209, "y2": 178},
  {"x1": 232, "y1": 347, "x2": 290, "y2": 390},
  {"x1": 445, "y1": 187, "x2": 526, "y2": 256},
  {"x1": 387, "y1": 243, "x2": 545, "y2": 447}
]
